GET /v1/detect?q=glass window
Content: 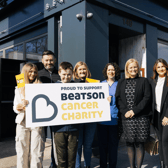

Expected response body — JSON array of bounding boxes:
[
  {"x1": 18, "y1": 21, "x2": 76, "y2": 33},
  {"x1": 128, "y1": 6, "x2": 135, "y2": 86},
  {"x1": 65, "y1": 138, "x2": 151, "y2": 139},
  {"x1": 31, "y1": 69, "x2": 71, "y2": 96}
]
[
  {"x1": 5, "y1": 44, "x2": 23, "y2": 60},
  {"x1": 26, "y1": 36, "x2": 47, "y2": 62},
  {"x1": 0, "y1": 51, "x2": 3, "y2": 58},
  {"x1": 158, "y1": 42, "x2": 168, "y2": 63}
]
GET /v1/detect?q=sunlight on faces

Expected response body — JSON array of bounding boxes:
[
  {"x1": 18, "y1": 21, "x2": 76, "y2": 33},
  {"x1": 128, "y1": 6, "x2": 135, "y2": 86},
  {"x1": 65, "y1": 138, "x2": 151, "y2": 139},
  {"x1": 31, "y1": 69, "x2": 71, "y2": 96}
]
[
  {"x1": 77, "y1": 65, "x2": 87, "y2": 79},
  {"x1": 42, "y1": 54, "x2": 56, "y2": 71},
  {"x1": 59, "y1": 69, "x2": 73, "y2": 83},
  {"x1": 127, "y1": 62, "x2": 138, "y2": 78},
  {"x1": 156, "y1": 62, "x2": 166, "y2": 77},
  {"x1": 28, "y1": 67, "x2": 37, "y2": 82},
  {"x1": 36, "y1": 98, "x2": 55, "y2": 119},
  {"x1": 107, "y1": 65, "x2": 115, "y2": 79}
]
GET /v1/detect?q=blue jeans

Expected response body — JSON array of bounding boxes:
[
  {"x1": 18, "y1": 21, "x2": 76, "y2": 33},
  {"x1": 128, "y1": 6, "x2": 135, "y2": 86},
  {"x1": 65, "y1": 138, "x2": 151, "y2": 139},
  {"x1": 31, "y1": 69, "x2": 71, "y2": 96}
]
[{"x1": 75, "y1": 123, "x2": 97, "y2": 168}]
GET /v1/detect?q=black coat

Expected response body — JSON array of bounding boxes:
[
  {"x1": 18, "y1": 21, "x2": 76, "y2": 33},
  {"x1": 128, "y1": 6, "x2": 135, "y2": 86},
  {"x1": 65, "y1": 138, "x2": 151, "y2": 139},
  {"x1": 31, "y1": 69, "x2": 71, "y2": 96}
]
[
  {"x1": 115, "y1": 77, "x2": 152, "y2": 120},
  {"x1": 149, "y1": 78, "x2": 168, "y2": 125},
  {"x1": 38, "y1": 68, "x2": 60, "y2": 83}
]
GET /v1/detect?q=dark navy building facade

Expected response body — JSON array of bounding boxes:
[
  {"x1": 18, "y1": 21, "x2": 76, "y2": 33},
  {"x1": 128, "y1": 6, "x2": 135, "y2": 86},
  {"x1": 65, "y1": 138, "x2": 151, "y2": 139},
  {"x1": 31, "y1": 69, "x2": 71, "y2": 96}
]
[{"x1": 0, "y1": 0, "x2": 168, "y2": 138}]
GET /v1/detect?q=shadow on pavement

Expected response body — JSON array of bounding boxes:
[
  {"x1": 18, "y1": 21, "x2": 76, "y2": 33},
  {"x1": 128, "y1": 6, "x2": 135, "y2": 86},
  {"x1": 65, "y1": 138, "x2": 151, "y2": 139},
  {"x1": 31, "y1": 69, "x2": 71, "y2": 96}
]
[{"x1": 0, "y1": 137, "x2": 16, "y2": 159}]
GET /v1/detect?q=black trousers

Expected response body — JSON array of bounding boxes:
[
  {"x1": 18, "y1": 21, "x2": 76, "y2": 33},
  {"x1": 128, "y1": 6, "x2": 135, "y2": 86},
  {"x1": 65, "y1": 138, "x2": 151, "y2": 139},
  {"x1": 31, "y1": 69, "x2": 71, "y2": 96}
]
[
  {"x1": 154, "y1": 111, "x2": 168, "y2": 166},
  {"x1": 97, "y1": 124, "x2": 119, "y2": 168},
  {"x1": 54, "y1": 131, "x2": 79, "y2": 168}
]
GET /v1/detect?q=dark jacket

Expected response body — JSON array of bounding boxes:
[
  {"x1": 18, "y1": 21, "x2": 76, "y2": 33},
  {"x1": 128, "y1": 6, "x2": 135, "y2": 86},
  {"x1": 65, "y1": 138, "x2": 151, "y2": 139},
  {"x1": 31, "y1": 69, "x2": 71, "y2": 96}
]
[
  {"x1": 74, "y1": 78, "x2": 86, "y2": 83},
  {"x1": 149, "y1": 77, "x2": 168, "y2": 125},
  {"x1": 38, "y1": 67, "x2": 60, "y2": 83},
  {"x1": 115, "y1": 77, "x2": 152, "y2": 120},
  {"x1": 52, "y1": 80, "x2": 79, "y2": 132}
]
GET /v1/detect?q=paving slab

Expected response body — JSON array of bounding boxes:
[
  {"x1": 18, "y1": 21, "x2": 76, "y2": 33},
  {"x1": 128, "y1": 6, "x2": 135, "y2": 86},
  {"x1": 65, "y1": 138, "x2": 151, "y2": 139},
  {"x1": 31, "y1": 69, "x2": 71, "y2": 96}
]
[{"x1": 0, "y1": 138, "x2": 161, "y2": 168}]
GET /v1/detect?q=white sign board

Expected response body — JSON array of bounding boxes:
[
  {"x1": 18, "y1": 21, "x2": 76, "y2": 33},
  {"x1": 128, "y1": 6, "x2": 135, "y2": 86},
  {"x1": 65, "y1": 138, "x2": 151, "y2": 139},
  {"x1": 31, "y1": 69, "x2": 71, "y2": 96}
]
[{"x1": 25, "y1": 83, "x2": 111, "y2": 127}]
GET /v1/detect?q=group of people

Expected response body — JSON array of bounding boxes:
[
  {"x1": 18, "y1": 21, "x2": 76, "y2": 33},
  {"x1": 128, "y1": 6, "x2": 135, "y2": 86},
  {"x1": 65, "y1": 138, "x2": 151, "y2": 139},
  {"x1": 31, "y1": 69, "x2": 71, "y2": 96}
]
[{"x1": 13, "y1": 50, "x2": 168, "y2": 168}]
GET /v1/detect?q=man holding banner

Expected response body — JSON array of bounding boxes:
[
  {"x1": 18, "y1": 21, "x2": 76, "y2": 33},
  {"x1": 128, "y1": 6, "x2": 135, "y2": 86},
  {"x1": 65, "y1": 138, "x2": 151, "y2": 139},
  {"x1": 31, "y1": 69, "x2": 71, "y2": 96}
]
[{"x1": 38, "y1": 50, "x2": 60, "y2": 168}]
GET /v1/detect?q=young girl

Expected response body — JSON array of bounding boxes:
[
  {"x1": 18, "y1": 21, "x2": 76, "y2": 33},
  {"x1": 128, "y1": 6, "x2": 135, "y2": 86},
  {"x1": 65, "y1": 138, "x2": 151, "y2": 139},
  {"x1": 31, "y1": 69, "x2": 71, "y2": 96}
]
[{"x1": 13, "y1": 63, "x2": 45, "y2": 168}]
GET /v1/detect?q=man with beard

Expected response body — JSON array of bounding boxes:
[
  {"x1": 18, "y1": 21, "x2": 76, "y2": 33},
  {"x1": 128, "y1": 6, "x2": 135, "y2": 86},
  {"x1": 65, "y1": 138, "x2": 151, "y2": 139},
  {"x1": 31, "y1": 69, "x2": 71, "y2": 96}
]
[{"x1": 38, "y1": 50, "x2": 60, "y2": 168}]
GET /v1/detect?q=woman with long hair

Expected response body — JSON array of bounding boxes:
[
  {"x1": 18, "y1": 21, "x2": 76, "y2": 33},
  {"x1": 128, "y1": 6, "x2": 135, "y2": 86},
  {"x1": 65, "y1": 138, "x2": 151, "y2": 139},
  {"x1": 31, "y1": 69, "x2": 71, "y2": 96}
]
[
  {"x1": 149, "y1": 58, "x2": 168, "y2": 168},
  {"x1": 98, "y1": 62, "x2": 120, "y2": 168},
  {"x1": 73, "y1": 61, "x2": 96, "y2": 168},
  {"x1": 13, "y1": 63, "x2": 45, "y2": 168},
  {"x1": 116, "y1": 58, "x2": 151, "y2": 168}
]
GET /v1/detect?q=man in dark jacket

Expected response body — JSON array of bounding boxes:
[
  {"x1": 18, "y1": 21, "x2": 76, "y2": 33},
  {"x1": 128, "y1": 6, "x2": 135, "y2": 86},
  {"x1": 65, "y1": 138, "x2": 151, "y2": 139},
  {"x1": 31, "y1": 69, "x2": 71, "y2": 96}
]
[{"x1": 38, "y1": 50, "x2": 60, "y2": 168}]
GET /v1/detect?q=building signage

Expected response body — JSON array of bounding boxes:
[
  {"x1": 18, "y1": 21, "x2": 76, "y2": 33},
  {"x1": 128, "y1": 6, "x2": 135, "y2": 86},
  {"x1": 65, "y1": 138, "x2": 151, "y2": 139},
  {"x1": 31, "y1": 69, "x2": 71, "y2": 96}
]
[
  {"x1": 45, "y1": 0, "x2": 64, "y2": 11},
  {"x1": 109, "y1": 13, "x2": 144, "y2": 34},
  {"x1": 44, "y1": 0, "x2": 82, "y2": 18},
  {"x1": 25, "y1": 83, "x2": 111, "y2": 127}
]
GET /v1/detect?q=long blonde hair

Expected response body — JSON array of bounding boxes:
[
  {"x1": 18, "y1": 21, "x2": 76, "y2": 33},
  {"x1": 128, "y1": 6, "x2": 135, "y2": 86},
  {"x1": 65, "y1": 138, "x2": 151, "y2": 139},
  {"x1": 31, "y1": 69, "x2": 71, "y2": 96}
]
[
  {"x1": 73, "y1": 61, "x2": 91, "y2": 79},
  {"x1": 125, "y1": 58, "x2": 141, "y2": 79},
  {"x1": 20, "y1": 63, "x2": 41, "y2": 97}
]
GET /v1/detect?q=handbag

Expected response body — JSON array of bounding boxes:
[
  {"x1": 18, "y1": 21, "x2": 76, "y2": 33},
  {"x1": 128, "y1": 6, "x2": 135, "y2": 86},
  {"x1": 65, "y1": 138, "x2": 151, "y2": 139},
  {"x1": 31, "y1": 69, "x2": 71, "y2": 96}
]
[{"x1": 144, "y1": 134, "x2": 159, "y2": 156}]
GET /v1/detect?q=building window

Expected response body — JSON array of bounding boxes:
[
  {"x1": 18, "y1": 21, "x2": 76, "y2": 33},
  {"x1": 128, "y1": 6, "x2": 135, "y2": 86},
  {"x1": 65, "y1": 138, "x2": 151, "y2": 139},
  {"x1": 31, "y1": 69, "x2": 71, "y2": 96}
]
[
  {"x1": 26, "y1": 36, "x2": 47, "y2": 62},
  {"x1": 0, "y1": 51, "x2": 3, "y2": 58},
  {"x1": 5, "y1": 44, "x2": 23, "y2": 60},
  {"x1": 158, "y1": 41, "x2": 168, "y2": 63}
]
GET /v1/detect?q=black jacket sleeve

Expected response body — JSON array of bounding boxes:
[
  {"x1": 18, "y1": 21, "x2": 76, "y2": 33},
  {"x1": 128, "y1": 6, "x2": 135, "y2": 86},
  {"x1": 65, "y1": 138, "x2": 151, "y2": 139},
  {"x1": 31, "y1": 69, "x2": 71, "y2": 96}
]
[
  {"x1": 132, "y1": 78, "x2": 151, "y2": 115},
  {"x1": 115, "y1": 79, "x2": 129, "y2": 115}
]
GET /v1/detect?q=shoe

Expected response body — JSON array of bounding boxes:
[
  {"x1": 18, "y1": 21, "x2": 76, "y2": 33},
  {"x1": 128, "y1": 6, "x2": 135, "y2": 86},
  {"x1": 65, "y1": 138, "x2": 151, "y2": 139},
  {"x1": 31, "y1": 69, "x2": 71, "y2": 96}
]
[
  {"x1": 161, "y1": 161, "x2": 165, "y2": 168},
  {"x1": 85, "y1": 167, "x2": 90, "y2": 168}
]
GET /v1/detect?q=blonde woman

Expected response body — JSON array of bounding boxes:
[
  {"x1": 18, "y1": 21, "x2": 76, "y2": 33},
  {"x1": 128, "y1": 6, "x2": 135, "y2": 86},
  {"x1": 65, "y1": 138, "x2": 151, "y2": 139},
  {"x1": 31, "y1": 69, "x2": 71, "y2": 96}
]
[
  {"x1": 13, "y1": 63, "x2": 45, "y2": 168},
  {"x1": 73, "y1": 61, "x2": 91, "y2": 83},
  {"x1": 115, "y1": 59, "x2": 151, "y2": 168},
  {"x1": 73, "y1": 61, "x2": 96, "y2": 168}
]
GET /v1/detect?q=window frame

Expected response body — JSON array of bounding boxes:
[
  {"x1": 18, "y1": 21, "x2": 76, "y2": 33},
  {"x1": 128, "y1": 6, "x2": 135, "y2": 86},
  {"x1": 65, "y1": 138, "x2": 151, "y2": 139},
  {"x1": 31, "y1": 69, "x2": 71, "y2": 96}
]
[{"x1": 0, "y1": 33, "x2": 47, "y2": 61}]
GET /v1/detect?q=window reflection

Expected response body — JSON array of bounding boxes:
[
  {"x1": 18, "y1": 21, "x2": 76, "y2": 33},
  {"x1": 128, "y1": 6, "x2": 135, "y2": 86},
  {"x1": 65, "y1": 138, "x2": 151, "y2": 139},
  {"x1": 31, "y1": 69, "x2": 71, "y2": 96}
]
[
  {"x1": 5, "y1": 44, "x2": 23, "y2": 60},
  {"x1": 158, "y1": 42, "x2": 168, "y2": 63},
  {"x1": 26, "y1": 36, "x2": 47, "y2": 62},
  {"x1": 0, "y1": 51, "x2": 3, "y2": 58}
]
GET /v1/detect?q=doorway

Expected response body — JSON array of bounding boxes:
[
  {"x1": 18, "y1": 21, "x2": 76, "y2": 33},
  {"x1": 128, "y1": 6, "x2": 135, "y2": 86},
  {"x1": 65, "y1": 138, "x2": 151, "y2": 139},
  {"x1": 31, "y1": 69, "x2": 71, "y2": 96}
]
[{"x1": 109, "y1": 24, "x2": 146, "y2": 77}]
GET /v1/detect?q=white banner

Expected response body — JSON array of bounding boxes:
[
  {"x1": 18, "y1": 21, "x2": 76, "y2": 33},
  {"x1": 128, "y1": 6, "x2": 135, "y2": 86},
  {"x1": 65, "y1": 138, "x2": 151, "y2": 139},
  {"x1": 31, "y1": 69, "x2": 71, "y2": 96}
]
[{"x1": 25, "y1": 83, "x2": 111, "y2": 127}]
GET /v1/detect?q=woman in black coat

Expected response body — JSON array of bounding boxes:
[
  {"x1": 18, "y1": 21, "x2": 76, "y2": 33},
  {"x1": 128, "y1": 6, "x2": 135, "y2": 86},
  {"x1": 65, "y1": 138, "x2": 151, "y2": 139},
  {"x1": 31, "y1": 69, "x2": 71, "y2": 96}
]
[
  {"x1": 149, "y1": 58, "x2": 168, "y2": 168},
  {"x1": 116, "y1": 58, "x2": 151, "y2": 168}
]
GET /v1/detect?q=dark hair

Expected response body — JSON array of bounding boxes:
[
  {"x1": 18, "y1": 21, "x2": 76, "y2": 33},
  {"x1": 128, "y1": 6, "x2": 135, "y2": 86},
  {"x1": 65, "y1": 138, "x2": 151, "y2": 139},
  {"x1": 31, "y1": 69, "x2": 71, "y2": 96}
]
[
  {"x1": 102, "y1": 62, "x2": 120, "y2": 81},
  {"x1": 59, "y1": 62, "x2": 73, "y2": 72},
  {"x1": 151, "y1": 58, "x2": 168, "y2": 86},
  {"x1": 42, "y1": 50, "x2": 55, "y2": 57}
]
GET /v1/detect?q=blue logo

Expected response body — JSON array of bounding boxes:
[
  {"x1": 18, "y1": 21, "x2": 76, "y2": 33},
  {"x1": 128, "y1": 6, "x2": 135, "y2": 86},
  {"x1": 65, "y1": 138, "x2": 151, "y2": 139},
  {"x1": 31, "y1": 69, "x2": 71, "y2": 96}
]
[{"x1": 32, "y1": 94, "x2": 58, "y2": 122}]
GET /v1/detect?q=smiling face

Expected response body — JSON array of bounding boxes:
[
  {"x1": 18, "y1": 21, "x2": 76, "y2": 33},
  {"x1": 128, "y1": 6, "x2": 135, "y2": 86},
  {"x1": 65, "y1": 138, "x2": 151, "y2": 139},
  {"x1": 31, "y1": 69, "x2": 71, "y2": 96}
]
[
  {"x1": 127, "y1": 62, "x2": 138, "y2": 78},
  {"x1": 42, "y1": 54, "x2": 56, "y2": 71},
  {"x1": 77, "y1": 65, "x2": 87, "y2": 80},
  {"x1": 28, "y1": 67, "x2": 38, "y2": 83},
  {"x1": 107, "y1": 65, "x2": 115, "y2": 80},
  {"x1": 59, "y1": 69, "x2": 73, "y2": 83},
  {"x1": 156, "y1": 62, "x2": 167, "y2": 77}
]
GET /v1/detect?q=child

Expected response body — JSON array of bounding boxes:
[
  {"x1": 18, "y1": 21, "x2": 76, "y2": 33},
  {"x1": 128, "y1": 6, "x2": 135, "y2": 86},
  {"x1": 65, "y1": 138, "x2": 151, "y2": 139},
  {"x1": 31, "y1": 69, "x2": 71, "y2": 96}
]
[
  {"x1": 13, "y1": 63, "x2": 45, "y2": 168},
  {"x1": 52, "y1": 62, "x2": 79, "y2": 168}
]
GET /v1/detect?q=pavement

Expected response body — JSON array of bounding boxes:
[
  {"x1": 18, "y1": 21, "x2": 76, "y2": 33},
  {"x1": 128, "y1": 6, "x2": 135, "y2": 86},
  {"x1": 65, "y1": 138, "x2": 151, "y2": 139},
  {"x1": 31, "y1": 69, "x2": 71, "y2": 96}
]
[{"x1": 0, "y1": 137, "x2": 161, "y2": 168}]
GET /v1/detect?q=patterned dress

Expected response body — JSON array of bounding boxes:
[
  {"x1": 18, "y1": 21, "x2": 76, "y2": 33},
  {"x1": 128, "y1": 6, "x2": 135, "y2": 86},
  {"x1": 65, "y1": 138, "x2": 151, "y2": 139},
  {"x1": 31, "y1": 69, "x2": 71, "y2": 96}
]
[{"x1": 119, "y1": 78, "x2": 150, "y2": 142}]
